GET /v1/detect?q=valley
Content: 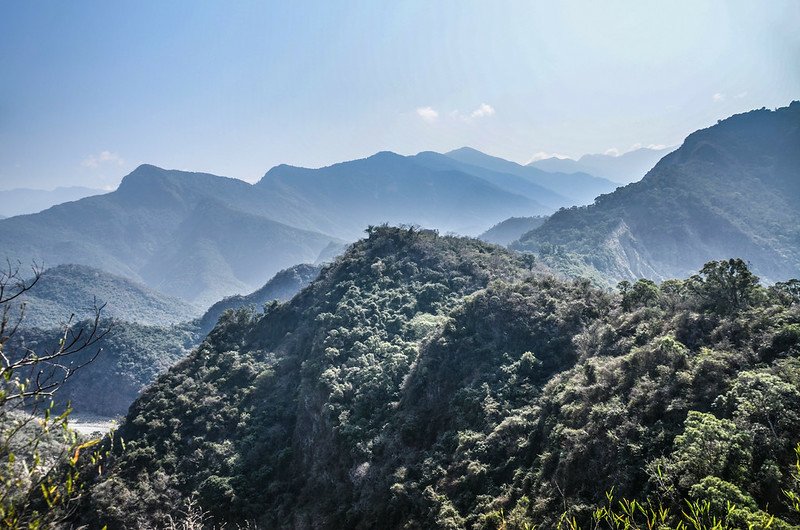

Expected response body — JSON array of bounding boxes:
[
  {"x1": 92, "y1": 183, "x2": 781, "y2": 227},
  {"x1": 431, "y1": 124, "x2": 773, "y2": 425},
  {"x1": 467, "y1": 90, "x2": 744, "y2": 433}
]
[{"x1": 1, "y1": 5, "x2": 798, "y2": 527}]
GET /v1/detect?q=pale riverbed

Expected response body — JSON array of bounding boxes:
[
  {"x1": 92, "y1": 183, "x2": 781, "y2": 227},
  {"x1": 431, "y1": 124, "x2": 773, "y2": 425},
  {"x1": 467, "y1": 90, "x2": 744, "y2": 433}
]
[{"x1": 68, "y1": 414, "x2": 118, "y2": 436}]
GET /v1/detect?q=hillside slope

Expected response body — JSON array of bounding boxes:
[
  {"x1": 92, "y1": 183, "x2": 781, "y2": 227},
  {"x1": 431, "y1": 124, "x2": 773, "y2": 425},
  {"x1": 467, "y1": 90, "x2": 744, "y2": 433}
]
[
  {"x1": 11, "y1": 320, "x2": 199, "y2": 416},
  {"x1": 409, "y1": 152, "x2": 569, "y2": 209},
  {"x1": 12, "y1": 264, "x2": 200, "y2": 328},
  {"x1": 515, "y1": 102, "x2": 800, "y2": 283},
  {"x1": 7, "y1": 263, "x2": 328, "y2": 418},
  {"x1": 84, "y1": 227, "x2": 539, "y2": 527}
]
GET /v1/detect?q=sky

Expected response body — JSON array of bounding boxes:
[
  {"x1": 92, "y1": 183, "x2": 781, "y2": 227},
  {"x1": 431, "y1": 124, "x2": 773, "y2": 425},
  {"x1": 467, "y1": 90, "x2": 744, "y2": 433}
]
[{"x1": 1, "y1": 1, "x2": 798, "y2": 190}]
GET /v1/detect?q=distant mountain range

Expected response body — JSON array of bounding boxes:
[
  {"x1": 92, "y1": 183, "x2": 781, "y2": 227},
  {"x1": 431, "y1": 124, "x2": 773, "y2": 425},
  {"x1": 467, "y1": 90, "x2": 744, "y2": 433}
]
[
  {"x1": 515, "y1": 102, "x2": 800, "y2": 283},
  {"x1": 0, "y1": 186, "x2": 104, "y2": 217},
  {"x1": 4, "y1": 102, "x2": 793, "y2": 308},
  {"x1": 444, "y1": 147, "x2": 619, "y2": 205},
  {"x1": 0, "y1": 166, "x2": 342, "y2": 306},
  {"x1": 257, "y1": 151, "x2": 547, "y2": 238},
  {"x1": 0, "y1": 149, "x2": 619, "y2": 305},
  {"x1": 528, "y1": 147, "x2": 674, "y2": 184}
]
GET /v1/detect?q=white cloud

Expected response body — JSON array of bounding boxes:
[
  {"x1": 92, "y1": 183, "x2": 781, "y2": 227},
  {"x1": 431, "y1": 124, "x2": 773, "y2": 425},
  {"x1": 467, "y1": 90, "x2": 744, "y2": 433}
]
[
  {"x1": 630, "y1": 142, "x2": 668, "y2": 151},
  {"x1": 712, "y1": 92, "x2": 726, "y2": 102},
  {"x1": 604, "y1": 147, "x2": 621, "y2": 157},
  {"x1": 418, "y1": 102, "x2": 495, "y2": 123},
  {"x1": 527, "y1": 151, "x2": 570, "y2": 163},
  {"x1": 734, "y1": 91, "x2": 748, "y2": 99},
  {"x1": 470, "y1": 103, "x2": 495, "y2": 119},
  {"x1": 416, "y1": 106, "x2": 439, "y2": 123},
  {"x1": 82, "y1": 150, "x2": 125, "y2": 168}
]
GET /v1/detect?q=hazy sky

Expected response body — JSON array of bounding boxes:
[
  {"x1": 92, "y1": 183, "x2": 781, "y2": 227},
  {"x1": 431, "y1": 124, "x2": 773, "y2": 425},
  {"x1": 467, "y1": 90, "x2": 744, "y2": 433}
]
[{"x1": 1, "y1": 1, "x2": 798, "y2": 190}]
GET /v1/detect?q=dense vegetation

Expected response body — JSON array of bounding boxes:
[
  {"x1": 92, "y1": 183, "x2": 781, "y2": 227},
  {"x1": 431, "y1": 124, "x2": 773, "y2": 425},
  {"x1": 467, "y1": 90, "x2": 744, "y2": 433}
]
[
  {"x1": 4, "y1": 262, "x2": 326, "y2": 418},
  {"x1": 12, "y1": 264, "x2": 200, "y2": 329},
  {"x1": 515, "y1": 102, "x2": 800, "y2": 285},
  {"x1": 10, "y1": 320, "x2": 199, "y2": 417},
  {"x1": 74, "y1": 228, "x2": 800, "y2": 529}
]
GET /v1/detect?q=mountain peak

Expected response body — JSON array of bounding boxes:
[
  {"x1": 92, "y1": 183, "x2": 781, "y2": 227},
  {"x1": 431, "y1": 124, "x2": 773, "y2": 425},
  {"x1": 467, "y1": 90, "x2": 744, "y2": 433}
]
[
  {"x1": 367, "y1": 150, "x2": 403, "y2": 160},
  {"x1": 116, "y1": 164, "x2": 168, "y2": 188},
  {"x1": 446, "y1": 146, "x2": 486, "y2": 156}
]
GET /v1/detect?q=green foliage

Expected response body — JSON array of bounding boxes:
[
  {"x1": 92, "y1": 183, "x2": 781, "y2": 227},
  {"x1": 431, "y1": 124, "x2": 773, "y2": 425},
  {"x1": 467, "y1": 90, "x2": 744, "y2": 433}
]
[
  {"x1": 0, "y1": 407, "x2": 112, "y2": 529},
  {"x1": 688, "y1": 259, "x2": 763, "y2": 315},
  {"x1": 75, "y1": 228, "x2": 800, "y2": 529},
  {"x1": 0, "y1": 264, "x2": 114, "y2": 529},
  {"x1": 10, "y1": 320, "x2": 199, "y2": 417}
]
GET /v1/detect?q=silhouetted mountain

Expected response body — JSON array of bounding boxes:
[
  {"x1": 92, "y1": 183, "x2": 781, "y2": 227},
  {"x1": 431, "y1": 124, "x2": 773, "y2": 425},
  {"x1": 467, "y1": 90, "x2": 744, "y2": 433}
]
[
  {"x1": 529, "y1": 146, "x2": 674, "y2": 184},
  {"x1": 0, "y1": 186, "x2": 105, "y2": 217},
  {"x1": 198, "y1": 263, "x2": 321, "y2": 334},
  {"x1": 410, "y1": 151, "x2": 569, "y2": 208},
  {"x1": 445, "y1": 147, "x2": 618, "y2": 205},
  {"x1": 515, "y1": 102, "x2": 800, "y2": 283},
  {"x1": 479, "y1": 216, "x2": 547, "y2": 246},
  {"x1": 257, "y1": 151, "x2": 546, "y2": 238},
  {"x1": 11, "y1": 264, "x2": 200, "y2": 328},
  {"x1": 0, "y1": 165, "x2": 341, "y2": 306}
]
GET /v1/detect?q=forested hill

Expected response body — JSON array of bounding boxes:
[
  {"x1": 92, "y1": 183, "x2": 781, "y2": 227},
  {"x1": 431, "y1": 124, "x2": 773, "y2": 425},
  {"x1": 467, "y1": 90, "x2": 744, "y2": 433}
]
[
  {"x1": 13, "y1": 264, "x2": 200, "y2": 328},
  {"x1": 81, "y1": 228, "x2": 800, "y2": 529},
  {"x1": 7, "y1": 263, "x2": 324, "y2": 418},
  {"x1": 514, "y1": 102, "x2": 800, "y2": 284}
]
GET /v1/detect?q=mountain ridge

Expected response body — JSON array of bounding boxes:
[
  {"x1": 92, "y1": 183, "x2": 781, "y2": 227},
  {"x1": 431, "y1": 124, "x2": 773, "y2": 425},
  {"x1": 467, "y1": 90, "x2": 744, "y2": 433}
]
[
  {"x1": 445, "y1": 146, "x2": 619, "y2": 205},
  {"x1": 514, "y1": 102, "x2": 800, "y2": 283},
  {"x1": 529, "y1": 146, "x2": 674, "y2": 184}
]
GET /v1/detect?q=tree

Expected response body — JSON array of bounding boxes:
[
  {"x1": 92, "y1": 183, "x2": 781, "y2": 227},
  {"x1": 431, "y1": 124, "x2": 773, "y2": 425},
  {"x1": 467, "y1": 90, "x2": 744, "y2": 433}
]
[
  {"x1": 0, "y1": 262, "x2": 110, "y2": 528},
  {"x1": 688, "y1": 258, "x2": 763, "y2": 314},
  {"x1": 619, "y1": 279, "x2": 661, "y2": 311}
]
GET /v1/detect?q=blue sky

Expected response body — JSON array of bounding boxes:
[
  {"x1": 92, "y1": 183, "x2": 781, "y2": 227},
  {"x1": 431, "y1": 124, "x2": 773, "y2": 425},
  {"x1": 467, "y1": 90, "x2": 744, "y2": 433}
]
[{"x1": 1, "y1": 1, "x2": 798, "y2": 190}]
